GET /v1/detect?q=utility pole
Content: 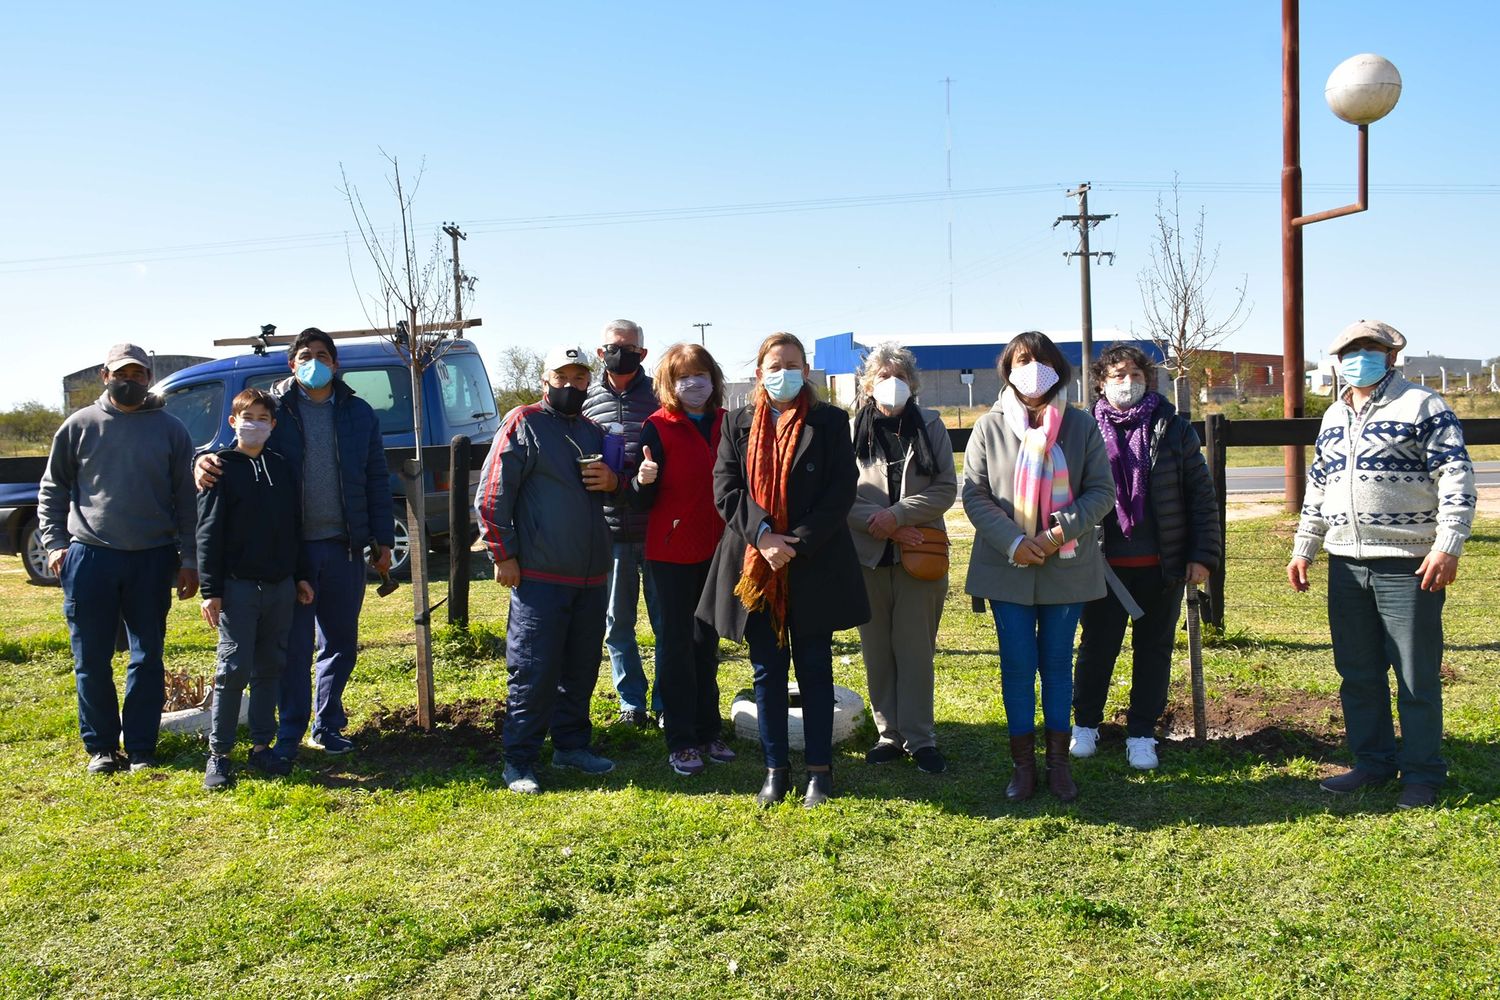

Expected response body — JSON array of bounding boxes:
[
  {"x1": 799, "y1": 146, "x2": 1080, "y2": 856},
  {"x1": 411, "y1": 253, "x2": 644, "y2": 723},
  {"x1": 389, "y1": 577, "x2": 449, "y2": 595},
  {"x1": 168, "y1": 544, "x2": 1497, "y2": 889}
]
[
  {"x1": 692, "y1": 322, "x2": 711, "y2": 345},
  {"x1": 443, "y1": 224, "x2": 467, "y2": 323},
  {"x1": 1055, "y1": 182, "x2": 1114, "y2": 405}
]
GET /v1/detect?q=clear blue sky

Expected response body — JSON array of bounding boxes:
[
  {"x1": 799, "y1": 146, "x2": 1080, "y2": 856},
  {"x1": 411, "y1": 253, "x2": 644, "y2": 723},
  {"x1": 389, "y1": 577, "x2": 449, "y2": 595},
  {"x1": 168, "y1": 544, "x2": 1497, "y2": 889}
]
[{"x1": 2, "y1": 1, "x2": 1496, "y2": 409}]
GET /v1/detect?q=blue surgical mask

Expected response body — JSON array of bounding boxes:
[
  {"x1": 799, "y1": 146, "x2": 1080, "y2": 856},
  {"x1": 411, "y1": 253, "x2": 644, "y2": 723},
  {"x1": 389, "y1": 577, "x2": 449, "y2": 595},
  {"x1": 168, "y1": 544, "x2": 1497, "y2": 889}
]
[
  {"x1": 1339, "y1": 349, "x2": 1388, "y2": 388},
  {"x1": 295, "y1": 358, "x2": 333, "y2": 390},
  {"x1": 762, "y1": 368, "x2": 804, "y2": 402}
]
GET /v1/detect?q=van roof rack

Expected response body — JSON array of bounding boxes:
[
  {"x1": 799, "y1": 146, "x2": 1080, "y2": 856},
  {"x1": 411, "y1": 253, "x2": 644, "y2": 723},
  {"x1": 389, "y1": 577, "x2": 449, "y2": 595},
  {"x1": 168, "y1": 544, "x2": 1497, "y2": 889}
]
[{"x1": 216, "y1": 318, "x2": 483, "y2": 355}]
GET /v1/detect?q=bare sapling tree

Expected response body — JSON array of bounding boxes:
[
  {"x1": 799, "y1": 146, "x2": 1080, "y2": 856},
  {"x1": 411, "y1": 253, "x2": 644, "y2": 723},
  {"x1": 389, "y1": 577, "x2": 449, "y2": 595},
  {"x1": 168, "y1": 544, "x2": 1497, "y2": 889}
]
[
  {"x1": 1138, "y1": 178, "x2": 1250, "y2": 414},
  {"x1": 341, "y1": 152, "x2": 476, "y2": 731}
]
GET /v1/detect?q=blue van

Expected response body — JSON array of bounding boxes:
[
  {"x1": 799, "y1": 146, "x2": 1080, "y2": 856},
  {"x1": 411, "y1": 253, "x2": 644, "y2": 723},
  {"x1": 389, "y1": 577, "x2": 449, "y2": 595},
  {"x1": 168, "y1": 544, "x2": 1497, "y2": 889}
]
[{"x1": 153, "y1": 338, "x2": 498, "y2": 577}]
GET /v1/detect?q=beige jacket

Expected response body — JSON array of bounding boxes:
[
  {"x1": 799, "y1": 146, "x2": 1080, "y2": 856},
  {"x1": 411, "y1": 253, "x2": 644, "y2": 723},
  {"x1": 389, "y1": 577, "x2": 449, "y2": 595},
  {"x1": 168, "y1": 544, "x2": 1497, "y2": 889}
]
[{"x1": 847, "y1": 405, "x2": 958, "y2": 569}]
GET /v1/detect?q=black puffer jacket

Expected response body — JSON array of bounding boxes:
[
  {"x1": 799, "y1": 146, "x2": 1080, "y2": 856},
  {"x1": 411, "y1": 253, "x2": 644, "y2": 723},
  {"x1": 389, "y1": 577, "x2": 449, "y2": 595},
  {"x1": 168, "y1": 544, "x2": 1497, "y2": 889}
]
[
  {"x1": 1099, "y1": 397, "x2": 1221, "y2": 581},
  {"x1": 583, "y1": 369, "x2": 659, "y2": 543}
]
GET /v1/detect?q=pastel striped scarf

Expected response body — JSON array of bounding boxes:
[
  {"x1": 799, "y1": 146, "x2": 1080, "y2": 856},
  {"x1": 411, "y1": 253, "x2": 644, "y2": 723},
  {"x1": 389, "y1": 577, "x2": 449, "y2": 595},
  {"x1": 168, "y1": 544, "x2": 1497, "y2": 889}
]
[{"x1": 1009, "y1": 395, "x2": 1077, "y2": 559}]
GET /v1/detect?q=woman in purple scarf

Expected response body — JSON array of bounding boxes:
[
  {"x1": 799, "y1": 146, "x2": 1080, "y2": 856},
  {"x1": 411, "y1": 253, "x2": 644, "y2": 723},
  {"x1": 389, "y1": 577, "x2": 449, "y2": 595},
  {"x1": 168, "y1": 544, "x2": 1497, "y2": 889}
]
[{"x1": 1070, "y1": 345, "x2": 1221, "y2": 770}]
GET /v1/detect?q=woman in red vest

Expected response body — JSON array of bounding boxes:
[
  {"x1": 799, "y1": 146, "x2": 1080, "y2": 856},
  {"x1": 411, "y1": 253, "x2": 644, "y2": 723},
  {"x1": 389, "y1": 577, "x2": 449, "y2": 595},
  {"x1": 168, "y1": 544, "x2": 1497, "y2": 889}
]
[{"x1": 629, "y1": 343, "x2": 735, "y2": 777}]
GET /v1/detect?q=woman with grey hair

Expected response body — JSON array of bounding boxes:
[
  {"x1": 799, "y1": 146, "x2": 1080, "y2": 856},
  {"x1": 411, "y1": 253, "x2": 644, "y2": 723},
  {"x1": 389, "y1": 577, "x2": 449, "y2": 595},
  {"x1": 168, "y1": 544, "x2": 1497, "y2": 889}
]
[{"x1": 847, "y1": 342, "x2": 957, "y2": 774}]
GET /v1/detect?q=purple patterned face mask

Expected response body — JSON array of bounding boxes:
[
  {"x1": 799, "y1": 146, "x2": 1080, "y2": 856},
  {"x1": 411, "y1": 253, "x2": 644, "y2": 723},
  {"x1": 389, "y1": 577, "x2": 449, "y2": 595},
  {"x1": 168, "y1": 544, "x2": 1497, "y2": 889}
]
[
  {"x1": 1009, "y1": 360, "x2": 1058, "y2": 398},
  {"x1": 675, "y1": 375, "x2": 712, "y2": 410},
  {"x1": 234, "y1": 418, "x2": 272, "y2": 448}
]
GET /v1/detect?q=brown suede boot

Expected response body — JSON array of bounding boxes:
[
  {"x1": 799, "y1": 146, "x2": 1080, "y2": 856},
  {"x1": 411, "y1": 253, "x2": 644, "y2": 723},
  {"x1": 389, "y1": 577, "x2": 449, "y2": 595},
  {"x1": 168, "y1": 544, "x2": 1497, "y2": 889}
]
[
  {"x1": 1045, "y1": 729, "x2": 1078, "y2": 802},
  {"x1": 1006, "y1": 732, "x2": 1037, "y2": 802}
]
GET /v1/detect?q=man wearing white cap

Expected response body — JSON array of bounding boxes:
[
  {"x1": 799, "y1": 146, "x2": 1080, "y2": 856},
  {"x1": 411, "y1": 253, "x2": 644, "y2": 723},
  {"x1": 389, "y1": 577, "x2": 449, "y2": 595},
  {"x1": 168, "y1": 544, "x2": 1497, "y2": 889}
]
[
  {"x1": 475, "y1": 345, "x2": 622, "y2": 793},
  {"x1": 39, "y1": 344, "x2": 200, "y2": 775},
  {"x1": 1287, "y1": 320, "x2": 1475, "y2": 810}
]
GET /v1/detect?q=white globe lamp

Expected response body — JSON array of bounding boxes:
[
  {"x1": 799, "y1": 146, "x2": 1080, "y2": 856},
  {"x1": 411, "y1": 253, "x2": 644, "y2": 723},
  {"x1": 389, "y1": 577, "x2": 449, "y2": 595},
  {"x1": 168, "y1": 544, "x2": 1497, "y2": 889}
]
[{"x1": 1324, "y1": 53, "x2": 1402, "y2": 125}]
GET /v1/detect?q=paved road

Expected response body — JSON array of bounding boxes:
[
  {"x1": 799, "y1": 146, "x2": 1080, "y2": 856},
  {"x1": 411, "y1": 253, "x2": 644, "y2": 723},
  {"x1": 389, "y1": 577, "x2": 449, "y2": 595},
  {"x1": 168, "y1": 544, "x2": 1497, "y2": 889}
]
[{"x1": 1227, "y1": 461, "x2": 1500, "y2": 493}]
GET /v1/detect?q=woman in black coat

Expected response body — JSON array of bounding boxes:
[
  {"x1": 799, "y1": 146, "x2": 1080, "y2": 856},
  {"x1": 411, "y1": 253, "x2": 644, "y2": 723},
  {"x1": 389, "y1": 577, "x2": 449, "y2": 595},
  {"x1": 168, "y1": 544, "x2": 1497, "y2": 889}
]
[
  {"x1": 1071, "y1": 344, "x2": 1222, "y2": 770},
  {"x1": 696, "y1": 332, "x2": 869, "y2": 808}
]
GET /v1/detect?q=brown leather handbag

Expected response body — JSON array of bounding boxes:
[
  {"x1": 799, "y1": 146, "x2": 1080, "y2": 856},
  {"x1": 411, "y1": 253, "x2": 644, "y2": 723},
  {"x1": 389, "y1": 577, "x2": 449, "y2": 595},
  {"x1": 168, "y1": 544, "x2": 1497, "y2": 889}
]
[{"x1": 899, "y1": 525, "x2": 950, "y2": 581}]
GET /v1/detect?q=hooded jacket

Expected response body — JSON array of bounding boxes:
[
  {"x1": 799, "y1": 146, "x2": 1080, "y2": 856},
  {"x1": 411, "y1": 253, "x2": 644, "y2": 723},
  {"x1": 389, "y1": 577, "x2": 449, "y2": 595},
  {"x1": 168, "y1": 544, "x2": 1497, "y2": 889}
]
[
  {"x1": 475, "y1": 398, "x2": 618, "y2": 587},
  {"x1": 265, "y1": 375, "x2": 394, "y2": 557},
  {"x1": 195, "y1": 447, "x2": 308, "y2": 598},
  {"x1": 38, "y1": 391, "x2": 197, "y2": 566}
]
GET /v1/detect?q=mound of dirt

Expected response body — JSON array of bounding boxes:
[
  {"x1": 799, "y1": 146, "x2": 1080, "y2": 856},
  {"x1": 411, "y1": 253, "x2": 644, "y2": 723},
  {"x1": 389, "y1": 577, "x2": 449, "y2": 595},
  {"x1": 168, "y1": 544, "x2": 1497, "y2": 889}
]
[
  {"x1": 353, "y1": 697, "x2": 507, "y2": 765},
  {"x1": 1107, "y1": 687, "x2": 1345, "y2": 760}
]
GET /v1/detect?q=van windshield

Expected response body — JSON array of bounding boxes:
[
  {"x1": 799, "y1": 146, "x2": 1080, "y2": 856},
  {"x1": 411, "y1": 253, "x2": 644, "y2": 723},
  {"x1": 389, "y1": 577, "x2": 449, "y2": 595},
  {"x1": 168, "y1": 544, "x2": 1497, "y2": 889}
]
[
  {"x1": 434, "y1": 352, "x2": 495, "y2": 426},
  {"x1": 161, "y1": 381, "x2": 225, "y2": 449}
]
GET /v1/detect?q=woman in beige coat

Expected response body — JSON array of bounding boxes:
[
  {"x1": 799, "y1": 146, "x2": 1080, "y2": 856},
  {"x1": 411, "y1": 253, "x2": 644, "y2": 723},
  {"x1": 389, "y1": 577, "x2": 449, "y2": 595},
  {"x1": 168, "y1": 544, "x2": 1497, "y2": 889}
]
[{"x1": 848, "y1": 343, "x2": 958, "y2": 774}]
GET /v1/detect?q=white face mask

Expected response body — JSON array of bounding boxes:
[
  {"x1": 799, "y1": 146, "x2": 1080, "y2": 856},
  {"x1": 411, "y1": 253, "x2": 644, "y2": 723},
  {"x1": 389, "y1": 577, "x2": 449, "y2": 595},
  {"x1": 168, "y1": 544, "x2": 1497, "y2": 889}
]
[
  {"x1": 1009, "y1": 360, "x2": 1059, "y2": 399},
  {"x1": 872, "y1": 376, "x2": 910, "y2": 411},
  {"x1": 235, "y1": 418, "x2": 272, "y2": 448},
  {"x1": 1104, "y1": 381, "x2": 1146, "y2": 409}
]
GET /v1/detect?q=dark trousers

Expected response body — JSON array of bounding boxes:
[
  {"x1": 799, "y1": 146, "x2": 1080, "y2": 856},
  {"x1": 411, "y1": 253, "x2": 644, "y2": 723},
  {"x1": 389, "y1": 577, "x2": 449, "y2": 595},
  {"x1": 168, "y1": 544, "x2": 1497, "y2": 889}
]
[
  {"x1": 503, "y1": 578, "x2": 609, "y2": 769},
  {"x1": 1074, "y1": 565, "x2": 1186, "y2": 736},
  {"x1": 1328, "y1": 556, "x2": 1447, "y2": 787},
  {"x1": 210, "y1": 577, "x2": 295, "y2": 756},
  {"x1": 649, "y1": 559, "x2": 722, "y2": 752},
  {"x1": 745, "y1": 609, "x2": 834, "y2": 769},
  {"x1": 276, "y1": 540, "x2": 366, "y2": 756},
  {"x1": 60, "y1": 542, "x2": 177, "y2": 756}
]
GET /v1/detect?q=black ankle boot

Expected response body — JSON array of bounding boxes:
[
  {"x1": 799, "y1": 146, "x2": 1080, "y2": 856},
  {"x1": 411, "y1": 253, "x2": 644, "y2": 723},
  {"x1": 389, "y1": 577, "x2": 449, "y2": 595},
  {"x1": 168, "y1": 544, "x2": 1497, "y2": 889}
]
[
  {"x1": 756, "y1": 768, "x2": 790, "y2": 807},
  {"x1": 804, "y1": 770, "x2": 833, "y2": 808}
]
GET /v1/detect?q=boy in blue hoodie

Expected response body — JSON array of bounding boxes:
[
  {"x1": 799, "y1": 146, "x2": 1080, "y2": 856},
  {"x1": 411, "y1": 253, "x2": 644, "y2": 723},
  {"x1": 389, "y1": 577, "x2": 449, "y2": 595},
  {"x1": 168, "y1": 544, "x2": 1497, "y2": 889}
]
[{"x1": 197, "y1": 388, "x2": 314, "y2": 790}]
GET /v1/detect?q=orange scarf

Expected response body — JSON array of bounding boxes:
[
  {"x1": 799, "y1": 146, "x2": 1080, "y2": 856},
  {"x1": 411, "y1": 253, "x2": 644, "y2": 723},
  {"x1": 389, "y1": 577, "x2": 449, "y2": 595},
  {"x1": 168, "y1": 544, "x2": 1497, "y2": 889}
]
[{"x1": 733, "y1": 386, "x2": 809, "y2": 645}]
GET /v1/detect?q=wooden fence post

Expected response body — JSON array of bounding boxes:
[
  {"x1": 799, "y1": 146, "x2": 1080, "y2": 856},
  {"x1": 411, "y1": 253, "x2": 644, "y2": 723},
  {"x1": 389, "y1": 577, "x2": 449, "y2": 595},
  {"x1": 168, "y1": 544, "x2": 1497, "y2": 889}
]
[
  {"x1": 1204, "y1": 413, "x2": 1229, "y2": 630},
  {"x1": 448, "y1": 436, "x2": 471, "y2": 629}
]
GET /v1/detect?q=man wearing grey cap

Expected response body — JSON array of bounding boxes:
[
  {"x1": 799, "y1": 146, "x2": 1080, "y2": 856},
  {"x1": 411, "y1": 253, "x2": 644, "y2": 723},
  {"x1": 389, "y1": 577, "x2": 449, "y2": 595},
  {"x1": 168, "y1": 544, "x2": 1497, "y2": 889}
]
[
  {"x1": 39, "y1": 344, "x2": 200, "y2": 775},
  {"x1": 1287, "y1": 320, "x2": 1475, "y2": 810},
  {"x1": 475, "y1": 345, "x2": 622, "y2": 794}
]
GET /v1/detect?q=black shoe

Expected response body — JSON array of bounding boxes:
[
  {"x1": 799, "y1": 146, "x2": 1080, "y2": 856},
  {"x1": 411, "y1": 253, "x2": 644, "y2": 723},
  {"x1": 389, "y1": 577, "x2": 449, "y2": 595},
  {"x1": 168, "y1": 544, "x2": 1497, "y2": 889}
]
[
  {"x1": 756, "y1": 768, "x2": 790, "y2": 807},
  {"x1": 248, "y1": 747, "x2": 294, "y2": 776},
  {"x1": 615, "y1": 708, "x2": 650, "y2": 730},
  {"x1": 203, "y1": 754, "x2": 232, "y2": 791},
  {"x1": 1319, "y1": 767, "x2": 1395, "y2": 794},
  {"x1": 87, "y1": 751, "x2": 121, "y2": 775},
  {"x1": 1397, "y1": 783, "x2": 1439, "y2": 810},
  {"x1": 913, "y1": 747, "x2": 948, "y2": 774},
  {"x1": 864, "y1": 742, "x2": 905, "y2": 765},
  {"x1": 125, "y1": 752, "x2": 157, "y2": 772},
  {"x1": 803, "y1": 770, "x2": 833, "y2": 808}
]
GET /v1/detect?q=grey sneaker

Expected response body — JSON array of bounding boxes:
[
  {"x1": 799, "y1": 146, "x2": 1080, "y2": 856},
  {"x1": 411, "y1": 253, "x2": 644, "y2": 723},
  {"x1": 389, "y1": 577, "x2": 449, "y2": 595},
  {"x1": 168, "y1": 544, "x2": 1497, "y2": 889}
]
[
  {"x1": 551, "y1": 747, "x2": 615, "y2": 775},
  {"x1": 503, "y1": 763, "x2": 541, "y2": 795},
  {"x1": 1319, "y1": 767, "x2": 1396, "y2": 794},
  {"x1": 125, "y1": 752, "x2": 157, "y2": 772},
  {"x1": 203, "y1": 754, "x2": 232, "y2": 791},
  {"x1": 87, "y1": 751, "x2": 121, "y2": 775}
]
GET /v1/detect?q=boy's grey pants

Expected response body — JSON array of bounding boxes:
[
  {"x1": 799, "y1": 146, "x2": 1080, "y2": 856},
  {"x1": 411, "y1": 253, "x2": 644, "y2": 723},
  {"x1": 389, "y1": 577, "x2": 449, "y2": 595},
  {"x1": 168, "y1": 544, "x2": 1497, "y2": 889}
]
[
  {"x1": 857, "y1": 564, "x2": 946, "y2": 752},
  {"x1": 209, "y1": 577, "x2": 295, "y2": 756}
]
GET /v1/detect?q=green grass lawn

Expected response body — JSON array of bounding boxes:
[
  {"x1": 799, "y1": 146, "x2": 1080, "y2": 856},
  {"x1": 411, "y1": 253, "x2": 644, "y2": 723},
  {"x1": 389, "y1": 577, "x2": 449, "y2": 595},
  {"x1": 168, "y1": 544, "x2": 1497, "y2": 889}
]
[{"x1": 1, "y1": 515, "x2": 1497, "y2": 998}]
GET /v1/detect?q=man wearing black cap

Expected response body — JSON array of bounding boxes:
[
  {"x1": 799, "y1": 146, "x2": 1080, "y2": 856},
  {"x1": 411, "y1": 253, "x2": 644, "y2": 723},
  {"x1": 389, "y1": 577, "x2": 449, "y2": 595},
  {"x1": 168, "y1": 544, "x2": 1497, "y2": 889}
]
[
  {"x1": 39, "y1": 343, "x2": 200, "y2": 775},
  {"x1": 1287, "y1": 320, "x2": 1475, "y2": 810}
]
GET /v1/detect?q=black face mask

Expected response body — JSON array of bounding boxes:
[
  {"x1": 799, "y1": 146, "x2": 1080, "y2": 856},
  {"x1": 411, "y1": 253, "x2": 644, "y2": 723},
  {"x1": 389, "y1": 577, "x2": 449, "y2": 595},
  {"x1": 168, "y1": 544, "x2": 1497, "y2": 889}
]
[
  {"x1": 601, "y1": 345, "x2": 643, "y2": 376},
  {"x1": 107, "y1": 379, "x2": 149, "y2": 408},
  {"x1": 546, "y1": 383, "x2": 587, "y2": 416}
]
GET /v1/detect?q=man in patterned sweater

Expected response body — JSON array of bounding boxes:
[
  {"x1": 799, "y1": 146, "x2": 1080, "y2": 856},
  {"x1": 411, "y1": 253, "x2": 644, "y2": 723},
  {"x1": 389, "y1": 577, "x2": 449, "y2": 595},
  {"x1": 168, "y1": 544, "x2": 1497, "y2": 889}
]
[{"x1": 1287, "y1": 320, "x2": 1475, "y2": 810}]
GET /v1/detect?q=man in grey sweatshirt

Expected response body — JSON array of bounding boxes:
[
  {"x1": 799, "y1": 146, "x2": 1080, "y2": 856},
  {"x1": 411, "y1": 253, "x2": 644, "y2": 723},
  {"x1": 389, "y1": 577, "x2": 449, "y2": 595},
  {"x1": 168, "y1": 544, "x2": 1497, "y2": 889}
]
[{"x1": 39, "y1": 343, "x2": 199, "y2": 775}]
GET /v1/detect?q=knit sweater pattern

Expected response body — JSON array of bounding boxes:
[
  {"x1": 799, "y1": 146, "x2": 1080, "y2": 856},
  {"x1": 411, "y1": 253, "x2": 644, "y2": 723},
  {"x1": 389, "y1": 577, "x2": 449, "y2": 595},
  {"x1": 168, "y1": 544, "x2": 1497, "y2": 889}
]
[{"x1": 1293, "y1": 372, "x2": 1475, "y2": 561}]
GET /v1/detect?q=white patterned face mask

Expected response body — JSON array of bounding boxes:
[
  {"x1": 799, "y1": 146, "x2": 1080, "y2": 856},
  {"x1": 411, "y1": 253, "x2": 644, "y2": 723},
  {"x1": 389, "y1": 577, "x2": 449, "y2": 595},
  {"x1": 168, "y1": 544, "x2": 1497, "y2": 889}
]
[{"x1": 1009, "y1": 360, "x2": 1058, "y2": 399}]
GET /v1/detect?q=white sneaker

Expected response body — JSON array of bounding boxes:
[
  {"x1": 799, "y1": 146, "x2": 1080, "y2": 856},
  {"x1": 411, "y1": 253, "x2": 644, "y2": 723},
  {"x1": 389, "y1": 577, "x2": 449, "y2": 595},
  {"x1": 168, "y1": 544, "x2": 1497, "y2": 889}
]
[
  {"x1": 1069, "y1": 725, "x2": 1099, "y2": 758},
  {"x1": 1125, "y1": 736, "x2": 1159, "y2": 770}
]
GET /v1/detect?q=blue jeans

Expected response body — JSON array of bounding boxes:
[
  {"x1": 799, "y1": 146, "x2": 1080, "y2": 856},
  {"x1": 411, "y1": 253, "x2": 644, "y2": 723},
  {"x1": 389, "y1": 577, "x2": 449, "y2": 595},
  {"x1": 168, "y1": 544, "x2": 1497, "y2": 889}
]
[
  {"x1": 60, "y1": 543, "x2": 177, "y2": 755},
  {"x1": 745, "y1": 610, "x2": 834, "y2": 769},
  {"x1": 276, "y1": 540, "x2": 366, "y2": 757},
  {"x1": 991, "y1": 600, "x2": 1083, "y2": 736},
  {"x1": 504, "y1": 579, "x2": 609, "y2": 769},
  {"x1": 1328, "y1": 556, "x2": 1447, "y2": 787},
  {"x1": 605, "y1": 541, "x2": 662, "y2": 714},
  {"x1": 210, "y1": 577, "x2": 295, "y2": 756}
]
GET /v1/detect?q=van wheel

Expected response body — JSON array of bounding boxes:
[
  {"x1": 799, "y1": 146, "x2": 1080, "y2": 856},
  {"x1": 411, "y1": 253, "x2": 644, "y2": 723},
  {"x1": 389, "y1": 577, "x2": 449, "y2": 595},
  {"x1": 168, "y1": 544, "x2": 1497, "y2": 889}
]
[
  {"x1": 22, "y1": 513, "x2": 59, "y2": 587},
  {"x1": 388, "y1": 515, "x2": 412, "y2": 579}
]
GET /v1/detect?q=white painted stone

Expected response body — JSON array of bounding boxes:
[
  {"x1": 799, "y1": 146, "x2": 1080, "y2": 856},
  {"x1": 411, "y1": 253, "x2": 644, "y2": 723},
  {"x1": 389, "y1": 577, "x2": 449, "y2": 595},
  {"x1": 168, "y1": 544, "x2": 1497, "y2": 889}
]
[
  {"x1": 730, "y1": 683, "x2": 865, "y2": 749},
  {"x1": 158, "y1": 689, "x2": 248, "y2": 735}
]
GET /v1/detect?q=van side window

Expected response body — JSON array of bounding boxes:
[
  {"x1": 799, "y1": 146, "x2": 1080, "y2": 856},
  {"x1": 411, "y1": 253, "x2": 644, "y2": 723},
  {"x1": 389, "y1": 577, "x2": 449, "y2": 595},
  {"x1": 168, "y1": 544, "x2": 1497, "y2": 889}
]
[
  {"x1": 339, "y1": 368, "x2": 413, "y2": 435},
  {"x1": 161, "y1": 381, "x2": 225, "y2": 449},
  {"x1": 436, "y1": 352, "x2": 496, "y2": 425}
]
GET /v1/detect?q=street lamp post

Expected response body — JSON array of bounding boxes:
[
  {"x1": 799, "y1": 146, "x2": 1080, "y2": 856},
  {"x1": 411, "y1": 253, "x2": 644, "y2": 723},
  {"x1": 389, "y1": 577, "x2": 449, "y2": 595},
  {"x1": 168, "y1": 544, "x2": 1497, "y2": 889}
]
[{"x1": 1281, "y1": 0, "x2": 1402, "y2": 510}]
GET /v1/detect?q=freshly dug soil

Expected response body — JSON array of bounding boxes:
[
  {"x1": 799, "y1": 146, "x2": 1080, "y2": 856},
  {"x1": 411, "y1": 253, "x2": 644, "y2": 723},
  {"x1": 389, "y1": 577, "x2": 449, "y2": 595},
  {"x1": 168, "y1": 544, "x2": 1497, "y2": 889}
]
[
  {"x1": 1106, "y1": 687, "x2": 1346, "y2": 760},
  {"x1": 353, "y1": 697, "x2": 507, "y2": 766}
]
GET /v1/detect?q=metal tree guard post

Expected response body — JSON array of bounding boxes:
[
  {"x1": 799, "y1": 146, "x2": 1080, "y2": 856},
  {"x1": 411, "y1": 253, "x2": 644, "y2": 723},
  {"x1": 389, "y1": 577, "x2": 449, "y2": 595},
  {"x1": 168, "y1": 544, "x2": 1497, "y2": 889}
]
[
  {"x1": 448, "y1": 436, "x2": 472, "y2": 629},
  {"x1": 1281, "y1": 0, "x2": 1402, "y2": 512}
]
